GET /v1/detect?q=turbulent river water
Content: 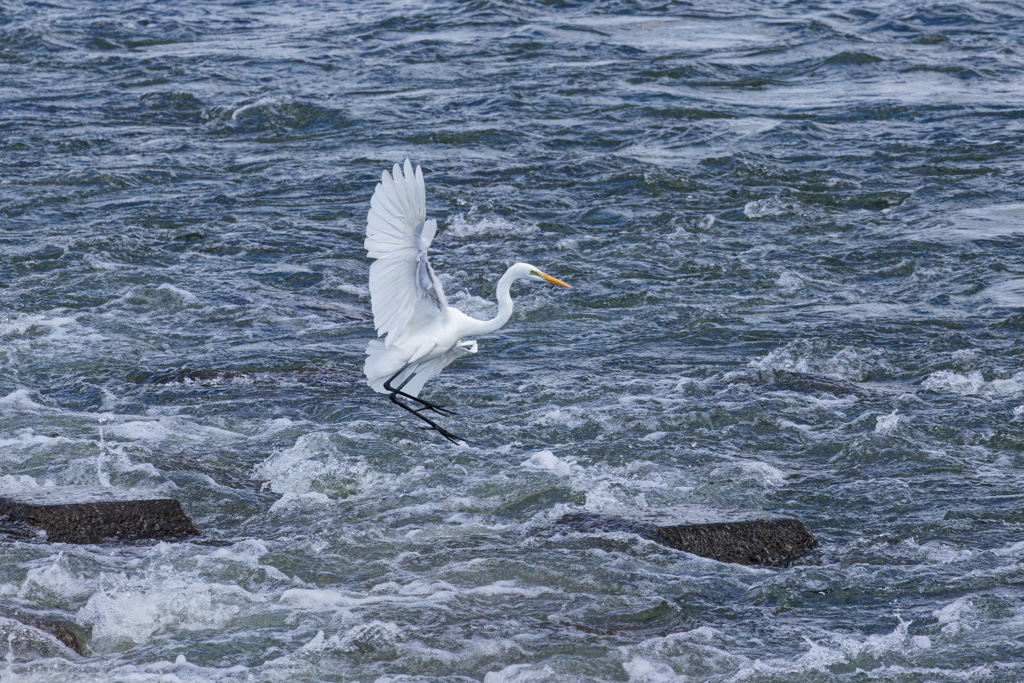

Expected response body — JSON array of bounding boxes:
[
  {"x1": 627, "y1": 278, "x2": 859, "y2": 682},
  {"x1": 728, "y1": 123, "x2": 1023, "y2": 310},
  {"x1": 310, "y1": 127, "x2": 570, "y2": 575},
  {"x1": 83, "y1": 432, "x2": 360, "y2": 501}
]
[{"x1": 3, "y1": 0, "x2": 1024, "y2": 680}]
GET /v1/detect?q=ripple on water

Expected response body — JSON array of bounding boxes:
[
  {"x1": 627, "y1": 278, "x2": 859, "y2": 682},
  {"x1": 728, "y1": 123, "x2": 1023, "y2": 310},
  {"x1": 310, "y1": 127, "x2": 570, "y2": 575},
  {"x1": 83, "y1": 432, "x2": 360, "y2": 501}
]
[{"x1": 2, "y1": 0, "x2": 1024, "y2": 680}]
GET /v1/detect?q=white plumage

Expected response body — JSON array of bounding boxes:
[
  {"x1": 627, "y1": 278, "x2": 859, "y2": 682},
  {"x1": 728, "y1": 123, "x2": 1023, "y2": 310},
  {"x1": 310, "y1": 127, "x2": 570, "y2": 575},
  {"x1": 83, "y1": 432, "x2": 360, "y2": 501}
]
[{"x1": 362, "y1": 160, "x2": 571, "y2": 441}]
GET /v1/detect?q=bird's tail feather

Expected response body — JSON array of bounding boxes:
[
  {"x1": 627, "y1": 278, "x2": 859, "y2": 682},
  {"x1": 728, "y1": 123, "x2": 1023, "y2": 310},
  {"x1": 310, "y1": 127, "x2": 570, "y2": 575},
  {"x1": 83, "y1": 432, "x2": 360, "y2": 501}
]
[{"x1": 364, "y1": 339, "x2": 474, "y2": 397}]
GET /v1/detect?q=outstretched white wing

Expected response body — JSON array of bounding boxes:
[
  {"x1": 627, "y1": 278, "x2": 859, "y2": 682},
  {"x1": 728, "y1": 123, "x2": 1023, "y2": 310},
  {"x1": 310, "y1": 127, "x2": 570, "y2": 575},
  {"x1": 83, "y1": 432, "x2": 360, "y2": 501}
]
[{"x1": 364, "y1": 159, "x2": 448, "y2": 346}]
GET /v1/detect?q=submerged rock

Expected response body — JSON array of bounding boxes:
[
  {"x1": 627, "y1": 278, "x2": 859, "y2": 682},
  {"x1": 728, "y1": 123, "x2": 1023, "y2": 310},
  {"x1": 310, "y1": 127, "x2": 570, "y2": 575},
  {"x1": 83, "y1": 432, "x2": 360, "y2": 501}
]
[
  {"x1": 0, "y1": 616, "x2": 82, "y2": 660},
  {"x1": 754, "y1": 369, "x2": 864, "y2": 397},
  {"x1": 559, "y1": 505, "x2": 819, "y2": 567},
  {"x1": 0, "y1": 486, "x2": 200, "y2": 544},
  {"x1": 0, "y1": 607, "x2": 87, "y2": 656}
]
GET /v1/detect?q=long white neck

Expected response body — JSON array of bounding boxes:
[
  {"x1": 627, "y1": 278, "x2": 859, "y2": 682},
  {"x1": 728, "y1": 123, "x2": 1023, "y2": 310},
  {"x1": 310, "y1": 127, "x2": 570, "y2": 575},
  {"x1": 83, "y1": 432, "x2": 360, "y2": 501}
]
[{"x1": 467, "y1": 266, "x2": 521, "y2": 337}]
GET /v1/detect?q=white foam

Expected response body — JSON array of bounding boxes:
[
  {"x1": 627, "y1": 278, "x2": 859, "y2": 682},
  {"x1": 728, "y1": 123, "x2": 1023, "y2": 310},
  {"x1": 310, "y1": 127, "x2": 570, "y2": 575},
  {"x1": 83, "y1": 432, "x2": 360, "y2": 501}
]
[
  {"x1": 520, "y1": 450, "x2": 576, "y2": 477},
  {"x1": 621, "y1": 656, "x2": 677, "y2": 682},
  {"x1": 280, "y1": 578, "x2": 464, "y2": 613},
  {"x1": 775, "y1": 271, "x2": 805, "y2": 292},
  {"x1": 901, "y1": 537, "x2": 975, "y2": 564},
  {"x1": 255, "y1": 263, "x2": 314, "y2": 275},
  {"x1": 201, "y1": 539, "x2": 270, "y2": 569},
  {"x1": 279, "y1": 587, "x2": 358, "y2": 610},
  {"x1": 734, "y1": 458, "x2": 787, "y2": 486},
  {"x1": 874, "y1": 409, "x2": 904, "y2": 435},
  {"x1": 914, "y1": 202, "x2": 1024, "y2": 241},
  {"x1": 78, "y1": 578, "x2": 263, "y2": 652},
  {"x1": 106, "y1": 418, "x2": 245, "y2": 443},
  {"x1": 464, "y1": 581, "x2": 553, "y2": 598},
  {"x1": 0, "y1": 391, "x2": 47, "y2": 410},
  {"x1": 752, "y1": 339, "x2": 881, "y2": 381},
  {"x1": 253, "y1": 432, "x2": 379, "y2": 497},
  {"x1": 230, "y1": 94, "x2": 294, "y2": 121},
  {"x1": 255, "y1": 418, "x2": 302, "y2": 437},
  {"x1": 0, "y1": 314, "x2": 79, "y2": 341},
  {"x1": 992, "y1": 539, "x2": 1024, "y2": 557},
  {"x1": 332, "y1": 280, "x2": 369, "y2": 298},
  {"x1": 622, "y1": 615, "x2": 933, "y2": 680},
  {"x1": 334, "y1": 620, "x2": 401, "y2": 655},
  {"x1": 743, "y1": 197, "x2": 799, "y2": 218},
  {"x1": 934, "y1": 597, "x2": 976, "y2": 637},
  {"x1": 922, "y1": 370, "x2": 984, "y2": 395},
  {"x1": 670, "y1": 375, "x2": 708, "y2": 395},
  {"x1": 0, "y1": 429, "x2": 66, "y2": 451},
  {"x1": 776, "y1": 417, "x2": 818, "y2": 435},
  {"x1": 578, "y1": 14, "x2": 777, "y2": 52},
  {"x1": 18, "y1": 554, "x2": 97, "y2": 605},
  {"x1": 0, "y1": 474, "x2": 43, "y2": 490},
  {"x1": 448, "y1": 292, "x2": 497, "y2": 319},
  {"x1": 974, "y1": 278, "x2": 1024, "y2": 307},
  {"x1": 950, "y1": 349, "x2": 980, "y2": 367},
  {"x1": 446, "y1": 212, "x2": 538, "y2": 238},
  {"x1": 155, "y1": 283, "x2": 200, "y2": 305},
  {"x1": 583, "y1": 479, "x2": 645, "y2": 512},
  {"x1": 118, "y1": 283, "x2": 204, "y2": 312},
  {"x1": 725, "y1": 117, "x2": 780, "y2": 135},
  {"x1": 301, "y1": 630, "x2": 325, "y2": 651},
  {"x1": 484, "y1": 663, "x2": 559, "y2": 682},
  {"x1": 268, "y1": 491, "x2": 332, "y2": 513},
  {"x1": 533, "y1": 406, "x2": 584, "y2": 429},
  {"x1": 922, "y1": 370, "x2": 1024, "y2": 397}
]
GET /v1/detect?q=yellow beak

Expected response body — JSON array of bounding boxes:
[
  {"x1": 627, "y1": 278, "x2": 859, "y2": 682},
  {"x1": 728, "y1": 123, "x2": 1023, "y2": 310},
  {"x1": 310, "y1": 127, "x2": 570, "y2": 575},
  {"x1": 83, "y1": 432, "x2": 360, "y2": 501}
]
[{"x1": 539, "y1": 271, "x2": 572, "y2": 288}]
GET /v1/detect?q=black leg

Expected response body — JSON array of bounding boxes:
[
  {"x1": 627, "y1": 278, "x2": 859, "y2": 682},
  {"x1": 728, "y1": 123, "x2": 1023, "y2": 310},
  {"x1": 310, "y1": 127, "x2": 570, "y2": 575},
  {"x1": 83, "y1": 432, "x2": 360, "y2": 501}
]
[
  {"x1": 384, "y1": 369, "x2": 456, "y2": 416},
  {"x1": 389, "y1": 393, "x2": 466, "y2": 445}
]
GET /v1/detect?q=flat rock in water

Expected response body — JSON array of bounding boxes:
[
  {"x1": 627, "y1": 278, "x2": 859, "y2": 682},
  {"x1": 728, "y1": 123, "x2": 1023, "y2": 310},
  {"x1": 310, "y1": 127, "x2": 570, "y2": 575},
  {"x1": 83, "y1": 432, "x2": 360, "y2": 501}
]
[
  {"x1": 559, "y1": 506, "x2": 819, "y2": 567},
  {"x1": 0, "y1": 486, "x2": 200, "y2": 544}
]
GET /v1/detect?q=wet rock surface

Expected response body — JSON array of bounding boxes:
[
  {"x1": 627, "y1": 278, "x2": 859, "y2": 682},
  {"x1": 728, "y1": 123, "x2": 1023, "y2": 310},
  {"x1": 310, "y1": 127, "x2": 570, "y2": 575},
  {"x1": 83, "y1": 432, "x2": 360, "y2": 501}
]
[
  {"x1": 559, "y1": 506, "x2": 819, "y2": 567},
  {"x1": 0, "y1": 606, "x2": 87, "y2": 656},
  {"x1": 0, "y1": 487, "x2": 200, "y2": 544},
  {"x1": 753, "y1": 369, "x2": 865, "y2": 397},
  {"x1": 0, "y1": 616, "x2": 82, "y2": 660}
]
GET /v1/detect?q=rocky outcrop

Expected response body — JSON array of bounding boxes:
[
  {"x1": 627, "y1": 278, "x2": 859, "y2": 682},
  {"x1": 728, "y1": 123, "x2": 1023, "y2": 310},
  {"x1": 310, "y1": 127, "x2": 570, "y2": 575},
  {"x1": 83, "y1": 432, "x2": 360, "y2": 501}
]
[
  {"x1": 0, "y1": 486, "x2": 200, "y2": 544},
  {"x1": 559, "y1": 505, "x2": 819, "y2": 567}
]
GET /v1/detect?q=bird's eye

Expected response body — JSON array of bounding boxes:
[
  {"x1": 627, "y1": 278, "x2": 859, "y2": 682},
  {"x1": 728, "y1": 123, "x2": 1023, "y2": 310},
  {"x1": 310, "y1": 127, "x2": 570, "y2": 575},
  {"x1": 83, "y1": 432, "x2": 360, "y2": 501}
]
[{"x1": 530, "y1": 269, "x2": 538, "y2": 275}]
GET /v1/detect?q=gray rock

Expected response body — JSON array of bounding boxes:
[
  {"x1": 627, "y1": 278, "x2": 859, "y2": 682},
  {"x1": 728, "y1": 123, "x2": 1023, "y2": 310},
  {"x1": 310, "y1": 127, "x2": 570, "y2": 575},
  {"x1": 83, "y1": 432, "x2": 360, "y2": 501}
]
[
  {"x1": 0, "y1": 606, "x2": 86, "y2": 656},
  {"x1": 0, "y1": 616, "x2": 82, "y2": 661},
  {"x1": 559, "y1": 506, "x2": 819, "y2": 567},
  {"x1": 0, "y1": 486, "x2": 200, "y2": 544}
]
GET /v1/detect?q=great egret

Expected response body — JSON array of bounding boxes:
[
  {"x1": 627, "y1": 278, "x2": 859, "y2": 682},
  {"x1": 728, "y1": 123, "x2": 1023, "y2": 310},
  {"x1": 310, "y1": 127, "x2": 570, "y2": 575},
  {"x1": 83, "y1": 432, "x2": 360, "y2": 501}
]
[{"x1": 363, "y1": 160, "x2": 571, "y2": 443}]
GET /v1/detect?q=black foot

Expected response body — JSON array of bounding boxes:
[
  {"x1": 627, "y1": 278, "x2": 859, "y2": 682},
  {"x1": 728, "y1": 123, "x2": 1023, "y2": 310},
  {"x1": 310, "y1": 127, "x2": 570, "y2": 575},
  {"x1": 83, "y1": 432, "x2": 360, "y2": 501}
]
[
  {"x1": 390, "y1": 393, "x2": 466, "y2": 445},
  {"x1": 413, "y1": 396, "x2": 457, "y2": 417},
  {"x1": 418, "y1": 424, "x2": 467, "y2": 445},
  {"x1": 383, "y1": 376, "x2": 456, "y2": 417}
]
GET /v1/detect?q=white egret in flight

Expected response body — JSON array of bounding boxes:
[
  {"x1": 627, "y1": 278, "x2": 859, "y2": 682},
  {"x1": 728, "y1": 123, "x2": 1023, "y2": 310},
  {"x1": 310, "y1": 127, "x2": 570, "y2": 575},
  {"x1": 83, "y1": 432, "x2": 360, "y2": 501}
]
[{"x1": 363, "y1": 160, "x2": 571, "y2": 443}]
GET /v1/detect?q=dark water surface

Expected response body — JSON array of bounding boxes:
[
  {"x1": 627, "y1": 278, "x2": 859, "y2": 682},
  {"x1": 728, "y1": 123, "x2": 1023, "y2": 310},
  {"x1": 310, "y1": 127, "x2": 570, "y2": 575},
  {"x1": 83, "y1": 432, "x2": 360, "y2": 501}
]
[{"x1": 3, "y1": 0, "x2": 1024, "y2": 680}]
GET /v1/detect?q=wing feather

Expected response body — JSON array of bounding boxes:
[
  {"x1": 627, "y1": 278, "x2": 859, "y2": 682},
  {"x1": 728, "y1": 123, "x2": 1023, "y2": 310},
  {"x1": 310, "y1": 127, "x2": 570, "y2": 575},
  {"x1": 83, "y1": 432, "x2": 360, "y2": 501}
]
[{"x1": 364, "y1": 160, "x2": 448, "y2": 345}]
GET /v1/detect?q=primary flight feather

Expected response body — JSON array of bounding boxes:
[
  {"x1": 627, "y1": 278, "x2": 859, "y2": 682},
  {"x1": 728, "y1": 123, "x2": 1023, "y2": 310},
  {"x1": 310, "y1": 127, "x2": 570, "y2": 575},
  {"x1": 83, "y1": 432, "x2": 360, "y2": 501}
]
[{"x1": 363, "y1": 160, "x2": 571, "y2": 442}]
